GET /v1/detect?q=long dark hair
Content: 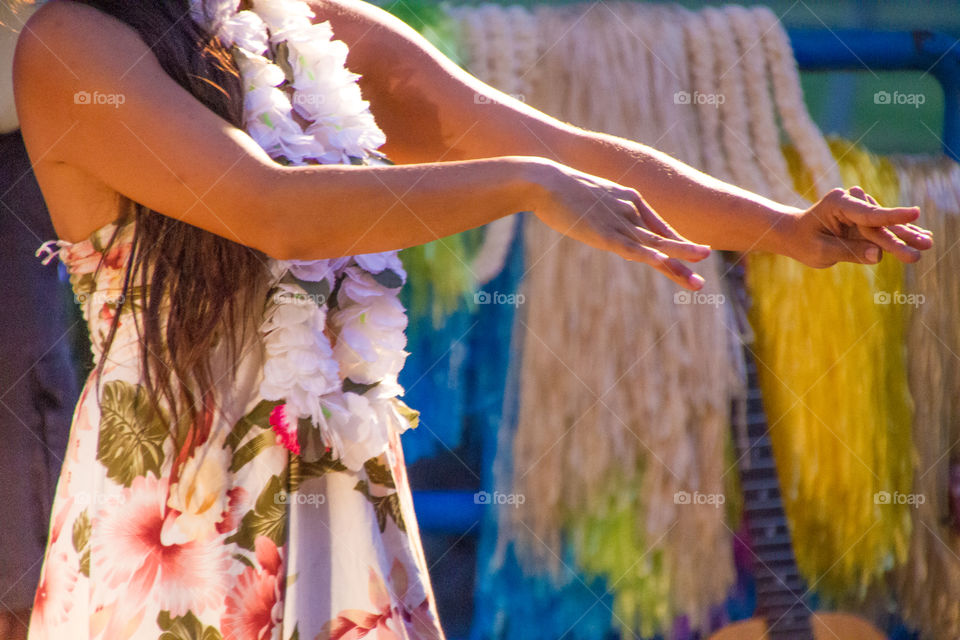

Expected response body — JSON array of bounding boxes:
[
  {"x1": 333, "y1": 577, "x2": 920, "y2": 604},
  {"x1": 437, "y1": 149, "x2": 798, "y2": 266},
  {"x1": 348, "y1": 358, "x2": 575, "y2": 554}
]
[{"x1": 74, "y1": 0, "x2": 270, "y2": 427}]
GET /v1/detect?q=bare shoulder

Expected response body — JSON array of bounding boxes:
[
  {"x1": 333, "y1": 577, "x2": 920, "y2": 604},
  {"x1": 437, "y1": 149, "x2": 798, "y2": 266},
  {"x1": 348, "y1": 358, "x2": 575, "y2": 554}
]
[
  {"x1": 16, "y1": 0, "x2": 140, "y2": 66},
  {"x1": 15, "y1": 0, "x2": 150, "y2": 94},
  {"x1": 15, "y1": 0, "x2": 156, "y2": 158}
]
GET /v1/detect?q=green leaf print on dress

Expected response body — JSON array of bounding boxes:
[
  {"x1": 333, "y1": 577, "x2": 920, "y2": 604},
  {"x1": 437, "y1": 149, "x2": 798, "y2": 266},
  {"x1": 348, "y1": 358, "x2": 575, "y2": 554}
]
[
  {"x1": 226, "y1": 474, "x2": 288, "y2": 552},
  {"x1": 157, "y1": 610, "x2": 223, "y2": 640},
  {"x1": 71, "y1": 509, "x2": 91, "y2": 577},
  {"x1": 97, "y1": 380, "x2": 169, "y2": 486}
]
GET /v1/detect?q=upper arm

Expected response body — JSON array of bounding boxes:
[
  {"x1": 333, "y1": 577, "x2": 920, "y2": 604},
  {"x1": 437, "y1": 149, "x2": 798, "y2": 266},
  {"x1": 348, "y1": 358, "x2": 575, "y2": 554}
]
[
  {"x1": 14, "y1": 1, "x2": 282, "y2": 252},
  {"x1": 313, "y1": 0, "x2": 577, "y2": 164}
]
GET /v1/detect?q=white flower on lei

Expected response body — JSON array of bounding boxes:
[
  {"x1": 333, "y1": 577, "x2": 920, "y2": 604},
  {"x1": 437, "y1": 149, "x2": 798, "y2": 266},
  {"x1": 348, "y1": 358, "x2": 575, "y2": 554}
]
[
  {"x1": 320, "y1": 392, "x2": 389, "y2": 470},
  {"x1": 260, "y1": 287, "x2": 341, "y2": 418},
  {"x1": 218, "y1": 10, "x2": 270, "y2": 54},
  {"x1": 190, "y1": 0, "x2": 239, "y2": 32},
  {"x1": 235, "y1": 52, "x2": 318, "y2": 162},
  {"x1": 306, "y1": 112, "x2": 387, "y2": 163},
  {"x1": 253, "y1": 0, "x2": 315, "y2": 42},
  {"x1": 284, "y1": 257, "x2": 348, "y2": 283},
  {"x1": 331, "y1": 299, "x2": 408, "y2": 384},
  {"x1": 353, "y1": 252, "x2": 406, "y2": 279}
]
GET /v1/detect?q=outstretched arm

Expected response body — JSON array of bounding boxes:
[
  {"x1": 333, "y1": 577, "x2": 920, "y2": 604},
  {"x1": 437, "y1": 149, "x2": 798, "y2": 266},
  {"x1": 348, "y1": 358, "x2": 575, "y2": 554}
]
[
  {"x1": 15, "y1": 0, "x2": 708, "y2": 288},
  {"x1": 317, "y1": 0, "x2": 932, "y2": 266}
]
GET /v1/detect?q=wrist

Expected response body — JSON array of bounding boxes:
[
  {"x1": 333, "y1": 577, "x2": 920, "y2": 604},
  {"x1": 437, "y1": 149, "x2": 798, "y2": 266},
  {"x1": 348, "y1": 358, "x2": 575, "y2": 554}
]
[
  {"x1": 516, "y1": 156, "x2": 560, "y2": 211},
  {"x1": 755, "y1": 202, "x2": 804, "y2": 257}
]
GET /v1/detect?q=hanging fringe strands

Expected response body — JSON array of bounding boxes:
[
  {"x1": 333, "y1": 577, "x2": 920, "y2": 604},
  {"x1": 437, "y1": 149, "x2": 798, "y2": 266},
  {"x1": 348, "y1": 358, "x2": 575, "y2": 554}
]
[
  {"x1": 445, "y1": 4, "x2": 539, "y2": 291},
  {"x1": 891, "y1": 154, "x2": 960, "y2": 640},
  {"x1": 454, "y1": 3, "x2": 747, "y2": 634},
  {"x1": 747, "y1": 138, "x2": 914, "y2": 600},
  {"x1": 399, "y1": 230, "x2": 482, "y2": 327},
  {"x1": 451, "y1": 2, "x2": 934, "y2": 637},
  {"x1": 389, "y1": 4, "x2": 523, "y2": 323},
  {"x1": 753, "y1": 7, "x2": 842, "y2": 199}
]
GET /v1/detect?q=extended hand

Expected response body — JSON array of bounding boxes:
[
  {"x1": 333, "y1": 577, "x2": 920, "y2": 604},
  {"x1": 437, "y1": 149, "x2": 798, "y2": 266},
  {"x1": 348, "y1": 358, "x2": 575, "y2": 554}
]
[
  {"x1": 786, "y1": 187, "x2": 933, "y2": 267},
  {"x1": 531, "y1": 160, "x2": 712, "y2": 290}
]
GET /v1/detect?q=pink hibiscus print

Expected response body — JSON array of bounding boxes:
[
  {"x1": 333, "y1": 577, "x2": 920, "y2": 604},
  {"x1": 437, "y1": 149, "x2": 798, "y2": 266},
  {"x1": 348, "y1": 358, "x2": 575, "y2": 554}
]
[
  {"x1": 319, "y1": 560, "x2": 441, "y2": 640},
  {"x1": 60, "y1": 241, "x2": 103, "y2": 275},
  {"x1": 216, "y1": 486, "x2": 250, "y2": 535},
  {"x1": 30, "y1": 550, "x2": 78, "y2": 631},
  {"x1": 92, "y1": 474, "x2": 232, "y2": 620},
  {"x1": 102, "y1": 241, "x2": 131, "y2": 271},
  {"x1": 221, "y1": 536, "x2": 285, "y2": 640}
]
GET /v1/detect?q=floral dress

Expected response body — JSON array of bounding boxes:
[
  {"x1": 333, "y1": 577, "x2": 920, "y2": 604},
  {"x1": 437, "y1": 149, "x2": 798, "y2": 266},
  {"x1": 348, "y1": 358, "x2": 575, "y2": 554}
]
[{"x1": 28, "y1": 219, "x2": 445, "y2": 639}]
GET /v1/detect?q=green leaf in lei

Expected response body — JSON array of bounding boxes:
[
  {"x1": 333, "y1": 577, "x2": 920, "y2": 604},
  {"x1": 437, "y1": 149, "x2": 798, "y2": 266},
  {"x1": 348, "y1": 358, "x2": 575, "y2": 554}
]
[
  {"x1": 226, "y1": 474, "x2": 287, "y2": 551},
  {"x1": 279, "y1": 271, "x2": 332, "y2": 306},
  {"x1": 96, "y1": 380, "x2": 169, "y2": 487},
  {"x1": 370, "y1": 268, "x2": 404, "y2": 289},
  {"x1": 393, "y1": 397, "x2": 420, "y2": 430},
  {"x1": 156, "y1": 610, "x2": 222, "y2": 640},
  {"x1": 363, "y1": 458, "x2": 396, "y2": 489},
  {"x1": 72, "y1": 509, "x2": 92, "y2": 577},
  {"x1": 341, "y1": 378, "x2": 380, "y2": 396},
  {"x1": 274, "y1": 41, "x2": 295, "y2": 83},
  {"x1": 354, "y1": 479, "x2": 406, "y2": 534}
]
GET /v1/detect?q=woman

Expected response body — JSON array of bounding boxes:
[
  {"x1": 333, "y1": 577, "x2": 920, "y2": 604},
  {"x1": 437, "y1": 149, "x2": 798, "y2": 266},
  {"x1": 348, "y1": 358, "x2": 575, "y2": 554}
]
[{"x1": 14, "y1": 0, "x2": 932, "y2": 638}]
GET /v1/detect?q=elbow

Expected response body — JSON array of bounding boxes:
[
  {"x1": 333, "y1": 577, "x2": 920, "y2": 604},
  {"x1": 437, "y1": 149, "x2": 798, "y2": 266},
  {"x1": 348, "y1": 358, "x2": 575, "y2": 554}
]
[
  {"x1": 236, "y1": 165, "x2": 305, "y2": 260},
  {"x1": 253, "y1": 211, "x2": 309, "y2": 261},
  {"x1": 238, "y1": 164, "x2": 349, "y2": 261}
]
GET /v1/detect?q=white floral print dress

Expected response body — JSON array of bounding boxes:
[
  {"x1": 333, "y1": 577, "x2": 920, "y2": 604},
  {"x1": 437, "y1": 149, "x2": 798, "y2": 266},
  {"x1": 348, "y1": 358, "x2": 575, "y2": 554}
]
[{"x1": 28, "y1": 220, "x2": 445, "y2": 640}]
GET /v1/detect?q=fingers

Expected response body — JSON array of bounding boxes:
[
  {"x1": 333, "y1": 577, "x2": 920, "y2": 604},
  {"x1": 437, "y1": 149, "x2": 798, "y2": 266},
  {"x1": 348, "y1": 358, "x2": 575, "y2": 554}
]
[
  {"x1": 612, "y1": 214, "x2": 712, "y2": 262},
  {"x1": 827, "y1": 187, "x2": 920, "y2": 227},
  {"x1": 615, "y1": 189, "x2": 712, "y2": 259},
  {"x1": 859, "y1": 225, "x2": 921, "y2": 263},
  {"x1": 890, "y1": 223, "x2": 934, "y2": 250},
  {"x1": 612, "y1": 228, "x2": 706, "y2": 290},
  {"x1": 847, "y1": 187, "x2": 932, "y2": 259},
  {"x1": 815, "y1": 234, "x2": 886, "y2": 267}
]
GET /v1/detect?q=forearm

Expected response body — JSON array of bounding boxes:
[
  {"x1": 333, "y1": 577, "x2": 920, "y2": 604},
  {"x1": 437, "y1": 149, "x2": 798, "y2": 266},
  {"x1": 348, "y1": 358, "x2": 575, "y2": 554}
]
[
  {"x1": 308, "y1": 0, "x2": 801, "y2": 254},
  {"x1": 546, "y1": 128, "x2": 803, "y2": 254},
  {"x1": 266, "y1": 155, "x2": 541, "y2": 259}
]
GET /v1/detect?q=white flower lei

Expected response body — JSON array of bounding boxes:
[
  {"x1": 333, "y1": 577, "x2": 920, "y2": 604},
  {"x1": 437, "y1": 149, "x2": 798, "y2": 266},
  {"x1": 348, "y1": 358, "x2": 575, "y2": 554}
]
[{"x1": 192, "y1": 0, "x2": 415, "y2": 470}]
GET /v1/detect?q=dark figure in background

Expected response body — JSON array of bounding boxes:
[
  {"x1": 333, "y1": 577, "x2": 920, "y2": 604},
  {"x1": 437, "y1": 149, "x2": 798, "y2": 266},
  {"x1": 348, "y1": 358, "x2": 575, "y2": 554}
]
[{"x1": 0, "y1": 4, "x2": 77, "y2": 639}]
